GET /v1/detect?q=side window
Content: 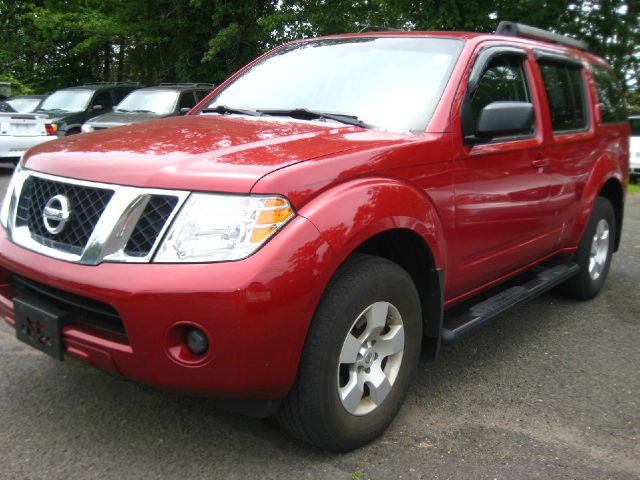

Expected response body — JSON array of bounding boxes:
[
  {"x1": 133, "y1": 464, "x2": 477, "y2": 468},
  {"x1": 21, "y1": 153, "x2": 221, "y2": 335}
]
[
  {"x1": 93, "y1": 91, "x2": 113, "y2": 110},
  {"x1": 195, "y1": 90, "x2": 210, "y2": 102},
  {"x1": 178, "y1": 92, "x2": 196, "y2": 110},
  {"x1": 470, "y1": 56, "x2": 531, "y2": 129},
  {"x1": 539, "y1": 61, "x2": 588, "y2": 132},
  {"x1": 591, "y1": 65, "x2": 627, "y2": 123},
  {"x1": 114, "y1": 88, "x2": 132, "y2": 104},
  {"x1": 631, "y1": 118, "x2": 640, "y2": 137}
]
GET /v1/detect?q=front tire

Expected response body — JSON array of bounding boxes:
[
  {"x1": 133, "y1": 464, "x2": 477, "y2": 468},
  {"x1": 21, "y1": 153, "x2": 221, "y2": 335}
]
[
  {"x1": 276, "y1": 254, "x2": 422, "y2": 452},
  {"x1": 562, "y1": 197, "x2": 615, "y2": 300}
]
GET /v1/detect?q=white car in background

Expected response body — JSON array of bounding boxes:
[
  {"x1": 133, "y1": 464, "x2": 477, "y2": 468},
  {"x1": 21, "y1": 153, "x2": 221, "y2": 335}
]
[
  {"x1": 630, "y1": 115, "x2": 640, "y2": 182},
  {"x1": 0, "y1": 108, "x2": 58, "y2": 165}
]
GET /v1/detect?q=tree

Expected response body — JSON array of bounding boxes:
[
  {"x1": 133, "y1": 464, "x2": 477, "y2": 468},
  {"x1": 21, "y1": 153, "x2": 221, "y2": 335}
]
[{"x1": 0, "y1": 1, "x2": 637, "y2": 95}]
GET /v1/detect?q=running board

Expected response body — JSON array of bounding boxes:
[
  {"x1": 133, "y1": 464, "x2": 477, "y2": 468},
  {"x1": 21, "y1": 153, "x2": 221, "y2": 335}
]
[{"x1": 441, "y1": 263, "x2": 580, "y2": 345}]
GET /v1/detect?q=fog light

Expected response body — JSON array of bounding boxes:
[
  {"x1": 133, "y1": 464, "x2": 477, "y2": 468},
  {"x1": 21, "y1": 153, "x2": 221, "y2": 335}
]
[{"x1": 186, "y1": 328, "x2": 209, "y2": 356}]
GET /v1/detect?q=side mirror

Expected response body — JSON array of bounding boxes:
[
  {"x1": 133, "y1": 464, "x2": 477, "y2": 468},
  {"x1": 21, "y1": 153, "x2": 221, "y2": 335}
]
[
  {"x1": 92, "y1": 104, "x2": 103, "y2": 112},
  {"x1": 474, "y1": 101, "x2": 534, "y2": 140},
  {"x1": 179, "y1": 107, "x2": 190, "y2": 115}
]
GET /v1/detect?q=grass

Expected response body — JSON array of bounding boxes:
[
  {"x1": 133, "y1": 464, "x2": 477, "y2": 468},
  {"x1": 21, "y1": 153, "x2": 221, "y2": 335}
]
[
  {"x1": 351, "y1": 460, "x2": 369, "y2": 480},
  {"x1": 628, "y1": 182, "x2": 640, "y2": 194}
]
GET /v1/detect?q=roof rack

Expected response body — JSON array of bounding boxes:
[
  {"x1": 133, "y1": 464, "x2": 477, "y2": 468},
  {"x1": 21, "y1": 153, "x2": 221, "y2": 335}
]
[
  {"x1": 358, "y1": 26, "x2": 403, "y2": 33},
  {"x1": 496, "y1": 21, "x2": 590, "y2": 52},
  {"x1": 158, "y1": 83, "x2": 216, "y2": 88},
  {"x1": 82, "y1": 81, "x2": 142, "y2": 86}
]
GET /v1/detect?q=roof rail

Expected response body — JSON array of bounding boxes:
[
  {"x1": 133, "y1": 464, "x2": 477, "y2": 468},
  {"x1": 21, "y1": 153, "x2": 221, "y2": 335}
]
[
  {"x1": 158, "y1": 83, "x2": 216, "y2": 88},
  {"x1": 358, "y1": 26, "x2": 403, "y2": 33},
  {"x1": 82, "y1": 81, "x2": 142, "y2": 86},
  {"x1": 496, "y1": 21, "x2": 589, "y2": 52}
]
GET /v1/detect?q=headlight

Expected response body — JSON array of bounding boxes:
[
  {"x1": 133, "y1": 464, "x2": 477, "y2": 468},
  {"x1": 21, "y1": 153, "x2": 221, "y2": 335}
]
[
  {"x1": 0, "y1": 163, "x2": 22, "y2": 229},
  {"x1": 154, "y1": 193, "x2": 295, "y2": 263},
  {"x1": 81, "y1": 124, "x2": 93, "y2": 133}
]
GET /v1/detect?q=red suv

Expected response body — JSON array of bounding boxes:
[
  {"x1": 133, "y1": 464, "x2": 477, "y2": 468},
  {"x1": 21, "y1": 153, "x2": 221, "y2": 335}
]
[{"x1": 0, "y1": 22, "x2": 629, "y2": 451}]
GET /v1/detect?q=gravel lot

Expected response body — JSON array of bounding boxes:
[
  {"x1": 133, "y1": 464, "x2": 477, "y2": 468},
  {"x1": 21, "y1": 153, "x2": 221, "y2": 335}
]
[{"x1": 0, "y1": 163, "x2": 638, "y2": 479}]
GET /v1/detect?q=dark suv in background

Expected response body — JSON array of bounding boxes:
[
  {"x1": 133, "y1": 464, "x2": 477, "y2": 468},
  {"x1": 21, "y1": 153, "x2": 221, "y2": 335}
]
[
  {"x1": 81, "y1": 83, "x2": 215, "y2": 132},
  {"x1": 35, "y1": 82, "x2": 141, "y2": 136}
]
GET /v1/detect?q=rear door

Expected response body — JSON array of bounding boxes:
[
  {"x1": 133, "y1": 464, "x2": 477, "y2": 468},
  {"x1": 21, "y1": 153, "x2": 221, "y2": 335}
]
[
  {"x1": 448, "y1": 45, "x2": 556, "y2": 297},
  {"x1": 533, "y1": 52, "x2": 599, "y2": 247}
]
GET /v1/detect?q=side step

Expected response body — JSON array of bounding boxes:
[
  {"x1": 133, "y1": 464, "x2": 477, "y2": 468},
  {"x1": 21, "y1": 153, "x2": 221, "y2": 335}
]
[{"x1": 441, "y1": 263, "x2": 580, "y2": 345}]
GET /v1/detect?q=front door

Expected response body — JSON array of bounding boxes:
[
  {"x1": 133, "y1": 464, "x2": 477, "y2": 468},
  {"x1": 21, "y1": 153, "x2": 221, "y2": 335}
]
[{"x1": 448, "y1": 46, "x2": 558, "y2": 298}]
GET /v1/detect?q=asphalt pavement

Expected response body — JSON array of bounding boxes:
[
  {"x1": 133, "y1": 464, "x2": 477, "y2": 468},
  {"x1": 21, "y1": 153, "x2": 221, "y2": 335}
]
[{"x1": 0, "y1": 163, "x2": 638, "y2": 479}]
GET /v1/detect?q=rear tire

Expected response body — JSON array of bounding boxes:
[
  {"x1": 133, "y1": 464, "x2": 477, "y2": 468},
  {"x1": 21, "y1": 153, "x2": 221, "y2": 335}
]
[
  {"x1": 275, "y1": 254, "x2": 422, "y2": 452},
  {"x1": 561, "y1": 197, "x2": 615, "y2": 300}
]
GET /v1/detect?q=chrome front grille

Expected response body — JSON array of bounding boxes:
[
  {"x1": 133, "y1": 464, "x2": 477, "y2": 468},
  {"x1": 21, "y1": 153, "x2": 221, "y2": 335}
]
[
  {"x1": 5, "y1": 168, "x2": 189, "y2": 264},
  {"x1": 16, "y1": 176, "x2": 114, "y2": 255}
]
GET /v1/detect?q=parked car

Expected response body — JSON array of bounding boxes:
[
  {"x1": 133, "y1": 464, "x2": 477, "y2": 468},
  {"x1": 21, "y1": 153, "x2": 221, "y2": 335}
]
[
  {"x1": 0, "y1": 22, "x2": 628, "y2": 452},
  {"x1": 0, "y1": 102, "x2": 58, "y2": 164},
  {"x1": 4, "y1": 95, "x2": 46, "y2": 114},
  {"x1": 630, "y1": 115, "x2": 640, "y2": 182},
  {"x1": 35, "y1": 82, "x2": 141, "y2": 136},
  {"x1": 81, "y1": 84, "x2": 215, "y2": 132}
]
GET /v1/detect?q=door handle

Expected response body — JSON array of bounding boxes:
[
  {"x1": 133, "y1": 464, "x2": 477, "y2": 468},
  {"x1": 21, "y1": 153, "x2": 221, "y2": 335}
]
[{"x1": 531, "y1": 157, "x2": 549, "y2": 169}]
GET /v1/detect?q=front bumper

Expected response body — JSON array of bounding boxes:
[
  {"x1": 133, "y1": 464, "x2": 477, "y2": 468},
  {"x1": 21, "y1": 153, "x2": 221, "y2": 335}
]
[
  {"x1": 0, "y1": 216, "x2": 335, "y2": 399},
  {"x1": 0, "y1": 135, "x2": 57, "y2": 161}
]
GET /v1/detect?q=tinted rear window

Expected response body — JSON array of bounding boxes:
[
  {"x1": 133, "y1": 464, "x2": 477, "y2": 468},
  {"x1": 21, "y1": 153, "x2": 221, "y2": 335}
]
[
  {"x1": 591, "y1": 65, "x2": 627, "y2": 123},
  {"x1": 630, "y1": 118, "x2": 640, "y2": 137},
  {"x1": 539, "y1": 61, "x2": 588, "y2": 132}
]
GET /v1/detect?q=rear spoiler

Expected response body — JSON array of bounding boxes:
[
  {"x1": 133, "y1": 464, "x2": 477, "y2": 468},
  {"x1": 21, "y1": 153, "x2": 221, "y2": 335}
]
[{"x1": 0, "y1": 112, "x2": 49, "y2": 120}]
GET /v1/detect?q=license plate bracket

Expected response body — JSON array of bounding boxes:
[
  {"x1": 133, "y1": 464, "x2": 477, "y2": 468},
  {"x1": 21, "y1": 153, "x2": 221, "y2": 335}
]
[{"x1": 14, "y1": 296, "x2": 67, "y2": 360}]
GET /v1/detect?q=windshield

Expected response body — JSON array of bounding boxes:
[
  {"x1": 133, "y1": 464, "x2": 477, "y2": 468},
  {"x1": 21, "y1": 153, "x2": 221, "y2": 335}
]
[
  {"x1": 7, "y1": 98, "x2": 41, "y2": 113},
  {"x1": 203, "y1": 37, "x2": 463, "y2": 134},
  {"x1": 116, "y1": 90, "x2": 179, "y2": 114},
  {"x1": 630, "y1": 118, "x2": 640, "y2": 137},
  {"x1": 39, "y1": 90, "x2": 92, "y2": 112}
]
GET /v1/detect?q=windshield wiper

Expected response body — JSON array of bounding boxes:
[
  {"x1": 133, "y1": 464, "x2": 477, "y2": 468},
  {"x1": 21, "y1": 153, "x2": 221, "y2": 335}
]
[
  {"x1": 258, "y1": 108, "x2": 370, "y2": 129},
  {"x1": 115, "y1": 108, "x2": 130, "y2": 112},
  {"x1": 132, "y1": 109, "x2": 154, "y2": 113},
  {"x1": 38, "y1": 108, "x2": 67, "y2": 113},
  {"x1": 200, "y1": 105, "x2": 262, "y2": 116}
]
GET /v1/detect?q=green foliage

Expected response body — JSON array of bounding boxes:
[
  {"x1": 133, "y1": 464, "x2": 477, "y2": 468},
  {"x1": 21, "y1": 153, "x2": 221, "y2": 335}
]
[
  {"x1": 0, "y1": 0, "x2": 637, "y2": 94},
  {"x1": 0, "y1": 74, "x2": 33, "y2": 95},
  {"x1": 627, "y1": 90, "x2": 640, "y2": 114}
]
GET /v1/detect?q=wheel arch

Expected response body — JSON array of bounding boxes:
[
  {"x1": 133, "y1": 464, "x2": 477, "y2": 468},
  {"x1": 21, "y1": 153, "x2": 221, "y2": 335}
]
[
  {"x1": 598, "y1": 178, "x2": 624, "y2": 251},
  {"x1": 352, "y1": 229, "x2": 444, "y2": 361},
  {"x1": 64, "y1": 125, "x2": 82, "y2": 135},
  {"x1": 298, "y1": 177, "x2": 447, "y2": 361},
  {"x1": 571, "y1": 153, "x2": 625, "y2": 252}
]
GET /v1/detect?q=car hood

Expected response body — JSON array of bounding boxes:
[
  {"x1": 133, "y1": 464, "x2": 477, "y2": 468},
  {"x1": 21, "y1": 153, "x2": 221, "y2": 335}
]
[
  {"x1": 87, "y1": 111, "x2": 166, "y2": 126},
  {"x1": 36, "y1": 110, "x2": 80, "y2": 122},
  {"x1": 23, "y1": 114, "x2": 408, "y2": 193}
]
